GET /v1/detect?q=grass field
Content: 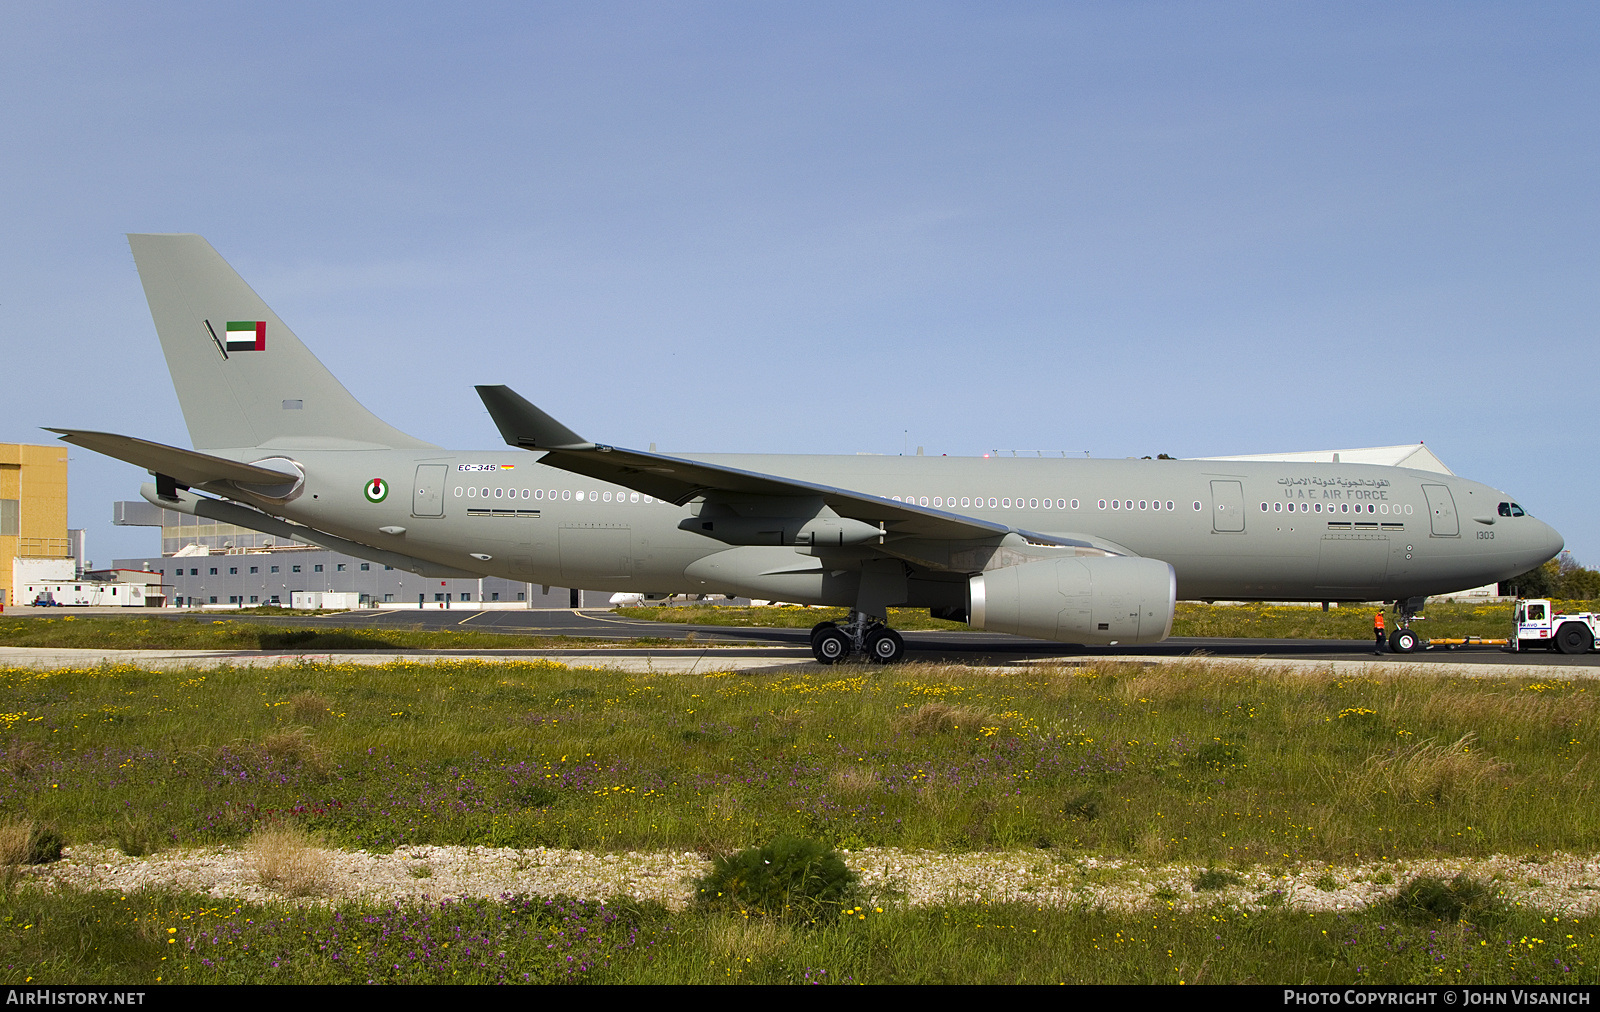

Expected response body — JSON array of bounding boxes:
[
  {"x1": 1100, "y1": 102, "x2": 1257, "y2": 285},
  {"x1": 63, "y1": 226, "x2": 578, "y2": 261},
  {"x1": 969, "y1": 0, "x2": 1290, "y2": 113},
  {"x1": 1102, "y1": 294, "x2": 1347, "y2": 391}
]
[
  {"x1": 1, "y1": 887, "x2": 1587, "y2": 984},
  {"x1": 0, "y1": 654, "x2": 1593, "y2": 982}
]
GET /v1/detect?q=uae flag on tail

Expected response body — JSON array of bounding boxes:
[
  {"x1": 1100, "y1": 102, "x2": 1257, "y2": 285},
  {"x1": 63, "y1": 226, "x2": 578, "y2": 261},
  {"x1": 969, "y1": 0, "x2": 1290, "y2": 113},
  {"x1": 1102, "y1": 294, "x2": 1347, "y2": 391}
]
[{"x1": 226, "y1": 321, "x2": 266, "y2": 351}]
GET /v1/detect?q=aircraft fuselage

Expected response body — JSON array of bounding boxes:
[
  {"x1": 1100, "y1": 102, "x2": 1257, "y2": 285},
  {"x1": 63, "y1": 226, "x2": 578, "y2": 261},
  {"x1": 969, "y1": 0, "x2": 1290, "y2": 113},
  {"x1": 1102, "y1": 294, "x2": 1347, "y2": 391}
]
[{"x1": 235, "y1": 449, "x2": 1561, "y2": 607}]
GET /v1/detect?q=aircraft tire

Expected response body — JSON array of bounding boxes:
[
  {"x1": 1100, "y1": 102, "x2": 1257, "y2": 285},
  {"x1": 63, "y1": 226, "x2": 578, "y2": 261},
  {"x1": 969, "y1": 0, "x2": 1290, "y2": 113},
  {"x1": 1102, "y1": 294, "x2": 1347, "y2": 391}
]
[
  {"x1": 812, "y1": 627, "x2": 851, "y2": 665},
  {"x1": 864, "y1": 627, "x2": 905, "y2": 665},
  {"x1": 1389, "y1": 628, "x2": 1419, "y2": 654},
  {"x1": 1555, "y1": 623, "x2": 1594, "y2": 655},
  {"x1": 810, "y1": 620, "x2": 837, "y2": 638}
]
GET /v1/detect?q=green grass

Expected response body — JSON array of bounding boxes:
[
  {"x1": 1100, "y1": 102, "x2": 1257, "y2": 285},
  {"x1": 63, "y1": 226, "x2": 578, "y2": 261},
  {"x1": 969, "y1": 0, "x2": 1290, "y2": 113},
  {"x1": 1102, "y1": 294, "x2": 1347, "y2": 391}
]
[
  {"x1": 0, "y1": 655, "x2": 1596, "y2": 983},
  {"x1": 0, "y1": 888, "x2": 1588, "y2": 984},
  {"x1": 0, "y1": 657, "x2": 1594, "y2": 859},
  {"x1": 0, "y1": 616, "x2": 677, "y2": 651}
]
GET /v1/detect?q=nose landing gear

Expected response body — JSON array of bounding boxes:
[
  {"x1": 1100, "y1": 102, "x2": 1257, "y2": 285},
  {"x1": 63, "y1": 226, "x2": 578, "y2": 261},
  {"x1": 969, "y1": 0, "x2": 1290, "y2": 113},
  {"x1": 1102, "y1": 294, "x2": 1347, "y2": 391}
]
[{"x1": 1386, "y1": 597, "x2": 1429, "y2": 654}]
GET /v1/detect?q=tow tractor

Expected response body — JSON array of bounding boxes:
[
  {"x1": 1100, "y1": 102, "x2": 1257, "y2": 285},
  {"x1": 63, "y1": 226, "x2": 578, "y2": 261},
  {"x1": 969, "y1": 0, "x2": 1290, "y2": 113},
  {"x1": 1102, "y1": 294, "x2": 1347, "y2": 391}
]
[
  {"x1": 1382, "y1": 598, "x2": 1598, "y2": 655},
  {"x1": 1512, "y1": 599, "x2": 1599, "y2": 654}
]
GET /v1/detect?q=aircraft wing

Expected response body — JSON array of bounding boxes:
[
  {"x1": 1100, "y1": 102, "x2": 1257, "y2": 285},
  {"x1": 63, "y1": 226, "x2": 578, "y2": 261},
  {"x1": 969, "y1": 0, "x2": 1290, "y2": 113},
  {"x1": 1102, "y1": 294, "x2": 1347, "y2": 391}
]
[
  {"x1": 476, "y1": 385, "x2": 1102, "y2": 548},
  {"x1": 45, "y1": 429, "x2": 298, "y2": 489}
]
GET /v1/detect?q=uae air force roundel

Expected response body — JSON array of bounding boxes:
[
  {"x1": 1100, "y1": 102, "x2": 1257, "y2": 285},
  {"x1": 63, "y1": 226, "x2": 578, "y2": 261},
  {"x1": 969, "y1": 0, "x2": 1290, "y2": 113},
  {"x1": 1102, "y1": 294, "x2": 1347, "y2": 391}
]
[{"x1": 364, "y1": 478, "x2": 389, "y2": 503}]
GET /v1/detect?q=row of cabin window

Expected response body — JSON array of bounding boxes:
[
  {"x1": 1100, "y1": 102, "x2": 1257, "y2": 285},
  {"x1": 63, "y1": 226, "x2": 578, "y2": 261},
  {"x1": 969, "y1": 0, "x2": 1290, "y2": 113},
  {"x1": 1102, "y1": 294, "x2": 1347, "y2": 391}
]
[
  {"x1": 456, "y1": 487, "x2": 657, "y2": 503},
  {"x1": 892, "y1": 496, "x2": 1200, "y2": 512},
  {"x1": 1259, "y1": 502, "x2": 1412, "y2": 516},
  {"x1": 448, "y1": 489, "x2": 1410, "y2": 519},
  {"x1": 893, "y1": 495, "x2": 1089, "y2": 510},
  {"x1": 892, "y1": 496, "x2": 1194, "y2": 512}
]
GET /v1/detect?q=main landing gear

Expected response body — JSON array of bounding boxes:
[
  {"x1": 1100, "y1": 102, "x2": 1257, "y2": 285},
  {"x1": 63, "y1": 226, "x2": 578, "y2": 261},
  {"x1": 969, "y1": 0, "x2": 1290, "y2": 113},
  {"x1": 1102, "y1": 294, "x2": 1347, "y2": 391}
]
[{"x1": 811, "y1": 612, "x2": 905, "y2": 665}]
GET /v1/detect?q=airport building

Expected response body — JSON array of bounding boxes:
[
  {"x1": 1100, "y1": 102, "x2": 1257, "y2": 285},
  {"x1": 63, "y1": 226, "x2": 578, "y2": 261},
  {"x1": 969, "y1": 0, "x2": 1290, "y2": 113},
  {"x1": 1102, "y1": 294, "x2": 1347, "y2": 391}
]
[{"x1": 109, "y1": 500, "x2": 598, "y2": 608}]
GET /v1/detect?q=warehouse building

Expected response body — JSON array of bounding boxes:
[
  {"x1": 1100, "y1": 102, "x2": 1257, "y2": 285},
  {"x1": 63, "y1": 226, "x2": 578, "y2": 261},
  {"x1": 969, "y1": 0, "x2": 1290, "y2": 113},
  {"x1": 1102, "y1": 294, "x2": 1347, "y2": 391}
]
[{"x1": 110, "y1": 500, "x2": 596, "y2": 608}]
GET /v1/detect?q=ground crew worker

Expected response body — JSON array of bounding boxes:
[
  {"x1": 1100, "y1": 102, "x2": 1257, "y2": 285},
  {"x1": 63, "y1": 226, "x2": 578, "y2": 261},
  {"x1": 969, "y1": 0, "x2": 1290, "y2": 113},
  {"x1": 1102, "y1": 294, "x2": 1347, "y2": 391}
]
[{"x1": 1374, "y1": 610, "x2": 1386, "y2": 653}]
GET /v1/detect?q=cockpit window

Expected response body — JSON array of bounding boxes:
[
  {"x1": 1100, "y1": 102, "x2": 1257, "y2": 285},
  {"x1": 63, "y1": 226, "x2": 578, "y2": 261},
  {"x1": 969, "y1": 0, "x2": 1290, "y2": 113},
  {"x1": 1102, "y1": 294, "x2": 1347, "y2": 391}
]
[
  {"x1": 1511, "y1": 503, "x2": 1525, "y2": 517},
  {"x1": 1499, "y1": 502, "x2": 1510, "y2": 517},
  {"x1": 1498, "y1": 502, "x2": 1527, "y2": 517}
]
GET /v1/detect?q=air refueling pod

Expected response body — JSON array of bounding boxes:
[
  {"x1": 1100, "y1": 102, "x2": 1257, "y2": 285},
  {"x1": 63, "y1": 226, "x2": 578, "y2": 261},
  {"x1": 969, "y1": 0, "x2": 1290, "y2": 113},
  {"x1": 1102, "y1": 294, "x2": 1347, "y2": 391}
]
[{"x1": 969, "y1": 556, "x2": 1176, "y2": 646}]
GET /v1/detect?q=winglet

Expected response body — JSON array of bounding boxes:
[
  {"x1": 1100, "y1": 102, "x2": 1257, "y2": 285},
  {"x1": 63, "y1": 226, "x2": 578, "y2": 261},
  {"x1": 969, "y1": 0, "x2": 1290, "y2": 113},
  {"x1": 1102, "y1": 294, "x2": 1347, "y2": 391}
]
[{"x1": 475, "y1": 386, "x2": 594, "y2": 451}]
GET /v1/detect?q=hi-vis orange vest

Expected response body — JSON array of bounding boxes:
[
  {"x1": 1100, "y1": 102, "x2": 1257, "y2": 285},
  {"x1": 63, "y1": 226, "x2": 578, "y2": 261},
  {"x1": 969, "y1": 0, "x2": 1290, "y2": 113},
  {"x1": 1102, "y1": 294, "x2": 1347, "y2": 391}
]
[{"x1": 1374, "y1": 612, "x2": 1385, "y2": 632}]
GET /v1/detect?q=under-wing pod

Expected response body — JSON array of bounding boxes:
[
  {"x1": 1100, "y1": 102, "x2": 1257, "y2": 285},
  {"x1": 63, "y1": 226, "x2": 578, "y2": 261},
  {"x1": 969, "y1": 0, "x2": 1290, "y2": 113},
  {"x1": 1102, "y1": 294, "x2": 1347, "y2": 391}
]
[
  {"x1": 679, "y1": 514, "x2": 883, "y2": 547},
  {"x1": 969, "y1": 556, "x2": 1176, "y2": 646}
]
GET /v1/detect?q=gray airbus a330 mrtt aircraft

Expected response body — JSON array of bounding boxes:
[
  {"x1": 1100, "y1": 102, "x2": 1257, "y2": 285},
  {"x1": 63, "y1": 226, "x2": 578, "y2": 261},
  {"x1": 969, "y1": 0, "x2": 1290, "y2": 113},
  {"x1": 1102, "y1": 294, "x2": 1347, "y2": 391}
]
[{"x1": 52, "y1": 235, "x2": 1565, "y2": 662}]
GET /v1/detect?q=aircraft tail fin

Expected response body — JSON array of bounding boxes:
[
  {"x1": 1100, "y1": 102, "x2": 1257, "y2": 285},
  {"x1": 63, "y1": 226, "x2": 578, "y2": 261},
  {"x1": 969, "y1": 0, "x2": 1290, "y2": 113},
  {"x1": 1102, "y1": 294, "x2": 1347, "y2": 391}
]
[{"x1": 127, "y1": 234, "x2": 436, "y2": 452}]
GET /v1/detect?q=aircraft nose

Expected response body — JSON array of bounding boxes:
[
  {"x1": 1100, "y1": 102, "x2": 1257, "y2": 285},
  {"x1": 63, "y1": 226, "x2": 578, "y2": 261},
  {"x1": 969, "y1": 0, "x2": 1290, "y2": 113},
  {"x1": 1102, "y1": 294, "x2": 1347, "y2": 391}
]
[{"x1": 1530, "y1": 518, "x2": 1564, "y2": 566}]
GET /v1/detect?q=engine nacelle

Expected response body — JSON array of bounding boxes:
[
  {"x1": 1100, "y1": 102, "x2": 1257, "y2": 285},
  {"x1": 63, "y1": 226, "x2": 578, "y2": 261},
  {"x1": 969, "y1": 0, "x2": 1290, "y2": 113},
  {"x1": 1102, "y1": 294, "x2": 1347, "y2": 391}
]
[{"x1": 969, "y1": 555, "x2": 1176, "y2": 645}]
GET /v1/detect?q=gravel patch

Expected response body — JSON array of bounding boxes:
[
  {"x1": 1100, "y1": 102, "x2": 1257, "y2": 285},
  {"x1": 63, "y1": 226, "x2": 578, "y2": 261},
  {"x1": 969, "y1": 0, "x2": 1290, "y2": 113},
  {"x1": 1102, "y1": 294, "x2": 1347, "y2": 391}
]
[
  {"x1": 849, "y1": 849, "x2": 1600, "y2": 914},
  {"x1": 21, "y1": 844, "x2": 1600, "y2": 915}
]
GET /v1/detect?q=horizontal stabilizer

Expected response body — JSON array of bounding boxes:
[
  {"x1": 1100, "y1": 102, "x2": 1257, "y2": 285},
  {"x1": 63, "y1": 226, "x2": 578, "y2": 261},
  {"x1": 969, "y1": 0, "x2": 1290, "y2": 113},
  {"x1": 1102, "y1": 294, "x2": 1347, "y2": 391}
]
[{"x1": 47, "y1": 429, "x2": 299, "y2": 488}]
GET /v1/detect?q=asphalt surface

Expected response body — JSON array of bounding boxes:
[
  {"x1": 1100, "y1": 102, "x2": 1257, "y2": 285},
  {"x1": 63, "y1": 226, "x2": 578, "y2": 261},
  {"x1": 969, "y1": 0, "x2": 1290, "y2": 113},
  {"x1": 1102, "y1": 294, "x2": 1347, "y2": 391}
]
[{"x1": 67, "y1": 605, "x2": 1596, "y2": 669}]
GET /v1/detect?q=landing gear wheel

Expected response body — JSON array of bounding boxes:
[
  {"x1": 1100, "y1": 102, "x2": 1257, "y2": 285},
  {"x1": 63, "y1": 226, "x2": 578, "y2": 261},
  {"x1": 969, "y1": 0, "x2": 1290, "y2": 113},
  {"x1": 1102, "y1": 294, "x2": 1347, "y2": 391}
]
[
  {"x1": 864, "y1": 627, "x2": 905, "y2": 664},
  {"x1": 1556, "y1": 623, "x2": 1595, "y2": 655},
  {"x1": 1389, "y1": 628, "x2": 1420, "y2": 654},
  {"x1": 812, "y1": 627, "x2": 851, "y2": 665},
  {"x1": 810, "y1": 620, "x2": 837, "y2": 638}
]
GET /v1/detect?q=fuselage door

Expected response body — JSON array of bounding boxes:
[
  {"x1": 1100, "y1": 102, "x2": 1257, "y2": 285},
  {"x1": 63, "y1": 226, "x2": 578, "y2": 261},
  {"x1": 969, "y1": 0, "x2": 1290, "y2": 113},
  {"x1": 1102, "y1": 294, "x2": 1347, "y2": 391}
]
[
  {"x1": 1210, "y1": 480, "x2": 1245, "y2": 533},
  {"x1": 413, "y1": 464, "x2": 447, "y2": 517},
  {"x1": 1422, "y1": 484, "x2": 1458, "y2": 537}
]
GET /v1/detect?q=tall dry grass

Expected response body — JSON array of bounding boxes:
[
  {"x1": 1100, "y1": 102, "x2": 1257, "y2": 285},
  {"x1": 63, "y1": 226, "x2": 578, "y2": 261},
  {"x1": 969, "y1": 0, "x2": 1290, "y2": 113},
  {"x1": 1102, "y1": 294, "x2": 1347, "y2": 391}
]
[
  {"x1": 1347, "y1": 733, "x2": 1509, "y2": 804},
  {"x1": 893, "y1": 701, "x2": 992, "y2": 736},
  {"x1": 0, "y1": 818, "x2": 32, "y2": 893},
  {"x1": 248, "y1": 823, "x2": 332, "y2": 896}
]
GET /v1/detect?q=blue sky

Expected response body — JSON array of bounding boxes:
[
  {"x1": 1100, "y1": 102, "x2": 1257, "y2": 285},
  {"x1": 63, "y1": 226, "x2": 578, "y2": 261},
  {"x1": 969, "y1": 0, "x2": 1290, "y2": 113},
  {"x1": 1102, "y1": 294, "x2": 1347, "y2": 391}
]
[{"x1": 2, "y1": 3, "x2": 1595, "y2": 566}]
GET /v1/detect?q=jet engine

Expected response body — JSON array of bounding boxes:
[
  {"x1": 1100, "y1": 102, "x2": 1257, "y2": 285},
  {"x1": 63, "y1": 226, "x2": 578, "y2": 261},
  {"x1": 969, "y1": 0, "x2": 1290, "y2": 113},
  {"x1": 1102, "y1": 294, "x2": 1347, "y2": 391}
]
[{"x1": 969, "y1": 555, "x2": 1176, "y2": 646}]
